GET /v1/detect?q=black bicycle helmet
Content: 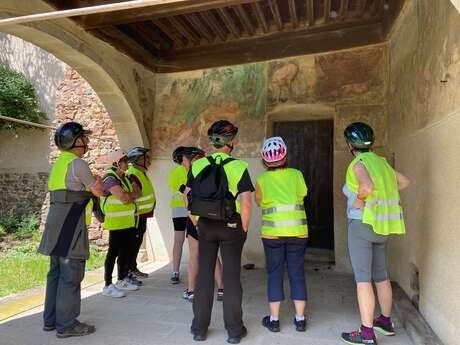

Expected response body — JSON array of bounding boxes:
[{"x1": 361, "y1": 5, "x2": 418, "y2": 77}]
[
  {"x1": 344, "y1": 122, "x2": 374, "y2": 149},
  {"x1": 183, "y1": 147, "x2": 206, "y2": 160},
  {"x1": 127, "y1": 147, "x2": 149, "y2": 163},
  {"x1": 172, "y1": 146, "x2": 188, "y2": 164},
  {"x1": 208, "y1": 120, "x2": 238, "y2": 148},
  {"x1": 54, "y1": 122, "x2": 91, "y2": 150}
]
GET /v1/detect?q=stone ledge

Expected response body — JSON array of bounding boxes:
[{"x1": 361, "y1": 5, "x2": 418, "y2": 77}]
[{"x1": 393, "y1": 283, "x2": 444, "y2": 345}]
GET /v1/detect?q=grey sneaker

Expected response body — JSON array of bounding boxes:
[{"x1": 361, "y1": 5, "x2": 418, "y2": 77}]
[
  {"x1": 171, "y1": 272, "x2": 180, "y2": 284},
  {"x1": 127, "y1": 275, "x2": 143, "y2": 286},
  {"x1": 56, "y1": 320, "x2": 95, "y2": 338}
]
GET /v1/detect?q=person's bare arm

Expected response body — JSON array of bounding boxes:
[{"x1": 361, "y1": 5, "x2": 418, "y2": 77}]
[
  {"x1": 352, "y1": 162, "x2": 374, "y2": 208},
  {"x1": 90, "y1": 176, "x2": 104, "y2": 197},
  {"x1": 395, "y1": 171, "x2": 410, "y2": 190},
  {"x1": 108, "y1": 185, "x2": 137, "y2": 204},
  {"x1": 255, "y1": 183, "x2": 262, "y2": 207},
  {"x1": 239, "y1": 191, "x2": 252, "y2": 232}
]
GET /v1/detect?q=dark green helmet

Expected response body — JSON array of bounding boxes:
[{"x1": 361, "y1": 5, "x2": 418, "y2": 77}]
[{"x1": 344, "y1": 122, "x2": 374, "y2": 149}]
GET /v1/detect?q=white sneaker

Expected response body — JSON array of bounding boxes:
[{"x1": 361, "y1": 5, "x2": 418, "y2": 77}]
[
  {"x1": 115, "y1": 278, "x2": 139, "y2": 291},
  {"x1": 102, "y1": 284, "x2": 126, "y2": 298}
]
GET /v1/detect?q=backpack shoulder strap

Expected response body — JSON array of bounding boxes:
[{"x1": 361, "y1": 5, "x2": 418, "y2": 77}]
[{"x1": 222, "y1": 157, "x2": 235, "y2": 165}]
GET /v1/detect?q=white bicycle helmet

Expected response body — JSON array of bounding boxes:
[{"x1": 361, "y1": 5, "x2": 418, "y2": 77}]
[{"x1": 261, "y1": 136, "x2": 287, "y2": 167}]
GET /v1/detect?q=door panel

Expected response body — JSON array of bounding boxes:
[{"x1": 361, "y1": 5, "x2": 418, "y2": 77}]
[{"x1": 273, "y1": 120, "x2": 334, "y2": 249}]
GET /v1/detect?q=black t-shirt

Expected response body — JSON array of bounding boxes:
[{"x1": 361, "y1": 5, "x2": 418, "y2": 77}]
[{"x1": 186, "y1": 167, "x2": 255, "y2": 194}]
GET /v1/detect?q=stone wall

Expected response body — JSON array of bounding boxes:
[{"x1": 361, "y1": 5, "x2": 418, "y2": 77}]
[
  {"x1": 46, "y1": 67, "x2": 119, "y2": 241},
  {"x1": 386, "y1": 1, "x2": 460, "y2": 344}
]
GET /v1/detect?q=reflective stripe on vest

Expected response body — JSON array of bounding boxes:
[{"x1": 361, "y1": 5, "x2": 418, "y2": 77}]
[
  {"x1": 262, "y1": 219, "x2": 308, "y2": 227},
  {"x1": 345, "y1": 152, "x2": 405, "y2": 236},
  {"x1": 257, "y1": 168, "x2": 308, "y2": 237},
  {"x1": 48, "y1": 151, "x2": 93, "y2": 226},
  {"x1": 126, "y1": 166, "x2": 156, "y2": 215},
  {"x1": 262, "y1": 204, "x2": 305, "y2": 215},
  {"x1": 191, "y1": 152, "x2": 248, "y2": 213},
  {"x1": 101, "y1": 169, "x2": 137, "y2": 230}
]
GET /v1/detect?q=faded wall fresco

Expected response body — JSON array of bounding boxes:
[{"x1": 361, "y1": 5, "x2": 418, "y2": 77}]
[{"x1": 152, "y1": 46, "x2": 387, "y2": 158}]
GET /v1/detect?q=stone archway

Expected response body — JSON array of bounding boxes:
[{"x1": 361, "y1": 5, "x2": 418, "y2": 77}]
[{"x1": 0, "y1": 1, "x2": 152, "y2": 149}]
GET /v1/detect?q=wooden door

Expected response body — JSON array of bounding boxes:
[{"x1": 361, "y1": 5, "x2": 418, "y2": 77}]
[{"x1": 273, "y1": 120, "x2": 334, "y2": 249}]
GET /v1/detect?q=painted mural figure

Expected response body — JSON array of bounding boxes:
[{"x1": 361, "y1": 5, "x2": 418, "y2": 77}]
[
  {"x1": 341, "y1": 122, "x2": 410, "y2": 345},
  {"x1": 255, "y1": 136, "x2": 309, "y2": 333},
  {"x1": 270, "y1": 62, "x2": 299, "y2": 103}
]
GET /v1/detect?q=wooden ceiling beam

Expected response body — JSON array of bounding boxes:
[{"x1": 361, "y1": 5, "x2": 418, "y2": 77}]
[
  {"x1": 371, "y1": 0, "x2": 384, "y2": 17},
  {"x1": 152, "y1": 18, "x2": 185, "y2": 48},
  {"x1": 382, "y1": 0, "x2": 407, "y2": 38},
  {"x1": 199, "y1": 11, "x2": 227, "y2": 42},
  {"x1": 168, "y1": 16, "x2": 201, "y2": 46},
  {"x1": 324, "y1": 0, "x2": 332, "y2": 23},
  {"x1": 339, "y1": 0, "x2": 350, "y2": 20},
  {"x1": 82, "y1": 0, "x2": 260, "y2": 29},
  {"x1": 288, "y1": 0, "x2": 298, "y2": 28},
  {"x1": 124, "y1": 22, "x2": 163, "y2": 51},
  {"x1": 89, "y1": 27, "x2": 157, "y2": 71},
  {"x1": 234, "y1": 5, "x2": 255, "y2": 36},
  {"x1": 306, "y1": 0, "x2": 315, "y2": 26},
  {"x1": 185, "y1": 13, "x2": 213, "y2": 43},
  {"x1": 269, "y1": 0, "x2": 283, "y2": 31},
  {"x1": 217, "y1": 7, "x2": 240, "y2": 39},
  {"x1": 356, "y1": 0, "x2": 368, "y2": 15},
  {"x1": 156, "y1": 22, "x2": 383, "y2": 72},
  {"x1": 251, "y1": 2, "x2": 269, "y2": 34}
]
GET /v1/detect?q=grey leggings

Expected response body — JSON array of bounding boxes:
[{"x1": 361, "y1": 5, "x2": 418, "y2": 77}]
[{"x1": 348, "y1": 219, "x2": 389, "y2": 283}]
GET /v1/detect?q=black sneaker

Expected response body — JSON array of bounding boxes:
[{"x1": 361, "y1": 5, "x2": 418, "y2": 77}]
[
  {"x1": 341, "y1": 329, "x2": 377, "y2": 345},
  {"x1": 43, "y1": 325, "x2": 55, "y2": 332},
  {"x1": 56, "y1": 320, "x2": 96, "y2": 339},
  {"x1": 171, "y1": 272, "x2": 180, "y2": 284},
  {"x1": 132, "y1": 268, "x2": 148, "y2": 278},
  {"x1": 227, "y1": 326, "x2": 247, "y2": 344},
  {"x1": 294, "y1": 317, "x2": 307, "y2": 332},
  {"x1": 373, "y1": 318, "x2": 395, "y2": 336},
  {"x1": 217, "y1": 289, "x2": 224, "y2": 301},
  {"x1": 262, "y1": 315, "x2": 280, "y2": 332}
]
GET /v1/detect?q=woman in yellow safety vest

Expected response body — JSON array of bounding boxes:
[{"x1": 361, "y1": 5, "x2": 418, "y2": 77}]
[
  {"x1": 341, "y1": 123, "x2": 410, "y2": 345},
  {"x1": 168, "y1": 146, "x2": 189, "y2": 284},
  {"x1": 181, "y1": 147, "x2": 224, "y2": 303},
  {"x1": 100, "y1": 149, "x2": 142, "y2": 299},
  {"x1": 255, "y1": 137, "x2": 308, "y2": 333}
]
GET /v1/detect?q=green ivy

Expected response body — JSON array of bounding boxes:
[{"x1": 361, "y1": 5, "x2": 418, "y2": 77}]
[{"x1": 0, "y1": 64, "x2": 47, "y2": 130}]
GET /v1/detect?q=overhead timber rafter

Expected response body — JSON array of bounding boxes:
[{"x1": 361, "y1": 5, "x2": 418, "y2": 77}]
[{"x1": 81, "y1": 0, "x2": 260, "y2": 29}]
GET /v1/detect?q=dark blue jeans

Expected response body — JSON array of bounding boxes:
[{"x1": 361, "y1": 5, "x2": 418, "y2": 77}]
[
  {"x1": 262, "y1": 237, "x2": 308, "y2": 302},
  {"x1": 43, "y1": 256, "x2": 86, "y2": 332}
]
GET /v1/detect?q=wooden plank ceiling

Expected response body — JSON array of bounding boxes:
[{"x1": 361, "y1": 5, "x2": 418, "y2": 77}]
[{"x1": 44, "y1": 0, "x2": 405, "y2": 72}]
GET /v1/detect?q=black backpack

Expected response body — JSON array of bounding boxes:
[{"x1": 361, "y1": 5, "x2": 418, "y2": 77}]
[{"x1": 189, "y1": 156, "x2": 237, "y2": 221}]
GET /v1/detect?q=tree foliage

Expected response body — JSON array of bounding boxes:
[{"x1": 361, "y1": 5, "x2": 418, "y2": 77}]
[{"x1": 0, "y1": 64, "x2": 47, "y2": 130}]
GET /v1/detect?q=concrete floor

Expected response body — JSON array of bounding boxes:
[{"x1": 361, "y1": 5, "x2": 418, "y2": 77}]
[{"x1": 0, "y1": 262, "x2": 414, "y2": 345}]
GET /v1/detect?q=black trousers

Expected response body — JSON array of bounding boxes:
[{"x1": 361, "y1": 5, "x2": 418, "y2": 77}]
[
  {"x1": 104, "y1": 228, "x2": 135, "y2": 286},
  {"x1": 130, "y1": 218, "x2": 147, "y2": 271},
  {"x1": 191, "y1": 217, "x2": 247, "y2": 338}
]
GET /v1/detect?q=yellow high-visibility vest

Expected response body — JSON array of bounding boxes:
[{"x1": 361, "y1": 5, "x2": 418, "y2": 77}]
[
  {"x1": 100, "y1": 169, "x2": 137, "y2": 230},
  {"x1": 257, "y1": 168, "x2": 308, "y2": 237},
  {"x1": 48, "y1": 151, "x2": 93, "y2": 225},
  {"x1": 126, "y1": 166, "x2": 156, "y2": 215},
  {"x1": 346, "y1": 152, "x2": 405, "y2": 236},
  {"x1": 168, "y1": 165, "x2": 187, "y2": 209}
]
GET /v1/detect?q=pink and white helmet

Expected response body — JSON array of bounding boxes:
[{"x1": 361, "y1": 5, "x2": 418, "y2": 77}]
[{"x1": 261, "y1": 136, "x2": 287, "y2": 167}]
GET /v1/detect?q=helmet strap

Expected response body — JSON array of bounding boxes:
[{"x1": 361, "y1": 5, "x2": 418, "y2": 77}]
[{"x1": 135, "y1": 154, "x2": 147, "y2": 170}]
